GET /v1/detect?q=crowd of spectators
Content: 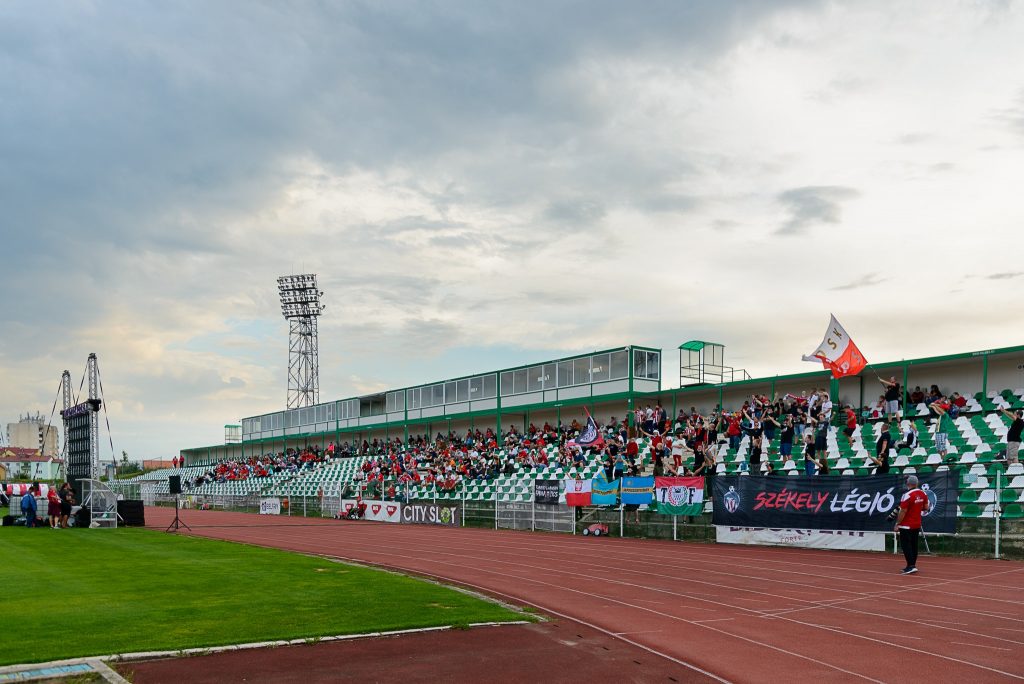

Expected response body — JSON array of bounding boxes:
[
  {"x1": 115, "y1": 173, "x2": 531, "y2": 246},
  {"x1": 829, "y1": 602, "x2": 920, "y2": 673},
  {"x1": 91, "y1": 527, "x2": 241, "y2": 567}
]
[
  {"x1": 186, "y1": 447, "x2": 331, "y2": 488},
  {"x1": 181, "y1": 378, "x2": 1016, "y2": 494}
]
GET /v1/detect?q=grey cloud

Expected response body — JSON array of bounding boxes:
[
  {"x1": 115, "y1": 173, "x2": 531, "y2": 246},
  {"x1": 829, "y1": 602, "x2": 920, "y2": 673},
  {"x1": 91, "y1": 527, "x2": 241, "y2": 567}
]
[
  {"x1": 544, "y1": 198, "x2": 607, "y2": 226},
  {"x1": 829, "y1": 272, "x2": 887, "y2": 291},
  {"x1": 775, "y1": 186, "x2": 860, "y2": 235},
  {"x1": 994, "y1": 89, "x2": 1024, "y2": 136},
  {"x1": 985, "y1": 272, "x2": 1024, "y2": 280},
  {"x1": 711, "y1": 219, "x2": 739, "y2": 232}
]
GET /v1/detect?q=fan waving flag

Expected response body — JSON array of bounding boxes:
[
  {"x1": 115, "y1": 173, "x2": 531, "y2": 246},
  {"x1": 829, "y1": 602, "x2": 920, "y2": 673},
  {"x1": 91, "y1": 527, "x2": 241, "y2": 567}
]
[
  {"x1": 577, "y1": 407, "x2": 605, "y2": 449},
  {"x1": 802, "y1": 314, "x2": 868, "y2": 378}
]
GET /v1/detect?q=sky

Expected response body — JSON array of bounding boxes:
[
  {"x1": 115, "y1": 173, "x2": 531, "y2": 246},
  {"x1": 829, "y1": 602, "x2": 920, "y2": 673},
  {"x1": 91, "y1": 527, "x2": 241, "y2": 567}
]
[{"x1": 2, "y1": 1, "x2": 1023, "y2": 459}]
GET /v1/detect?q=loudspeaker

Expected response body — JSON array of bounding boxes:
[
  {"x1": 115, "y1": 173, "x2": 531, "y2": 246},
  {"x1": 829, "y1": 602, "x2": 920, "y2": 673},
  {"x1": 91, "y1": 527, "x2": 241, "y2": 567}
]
[
  {"x1": 117, "y1": 499, "x2": 146, "y2": 527},
  {"x1": 168, "y1": 475, "x2": 182, "y2": 494}
]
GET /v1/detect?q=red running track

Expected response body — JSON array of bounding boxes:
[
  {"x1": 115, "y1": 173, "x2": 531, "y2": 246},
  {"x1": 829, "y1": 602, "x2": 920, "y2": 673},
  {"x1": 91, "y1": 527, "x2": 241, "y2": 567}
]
[{"x1": 145, "y1": 508, "x2": 1024, "y2": 683}]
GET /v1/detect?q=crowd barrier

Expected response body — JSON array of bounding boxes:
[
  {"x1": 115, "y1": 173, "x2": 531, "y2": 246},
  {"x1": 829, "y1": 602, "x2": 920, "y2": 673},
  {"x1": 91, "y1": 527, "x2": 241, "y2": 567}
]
[{"x1": 131, "y1": 481, "x2": 1024, "y2": 559}]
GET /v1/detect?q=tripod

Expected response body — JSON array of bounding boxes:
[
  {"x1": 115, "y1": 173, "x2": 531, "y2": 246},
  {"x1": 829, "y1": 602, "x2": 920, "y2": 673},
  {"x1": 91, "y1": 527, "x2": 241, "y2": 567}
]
[{"x1": 165, "y1": 495, "x2": 191, "y2": 532}]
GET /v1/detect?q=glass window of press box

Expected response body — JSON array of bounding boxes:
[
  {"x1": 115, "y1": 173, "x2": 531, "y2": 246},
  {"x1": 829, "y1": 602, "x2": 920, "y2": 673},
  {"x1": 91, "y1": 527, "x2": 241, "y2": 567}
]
[
  {"x1": 408, "y1": 373, "x2": 498, "y2": 409},
  {"x1": 633, "y1": 349, "x2": 661, "y2": 380},
  {"x1": 499, "y1": 349, "x2": 632, "y2": 396}
]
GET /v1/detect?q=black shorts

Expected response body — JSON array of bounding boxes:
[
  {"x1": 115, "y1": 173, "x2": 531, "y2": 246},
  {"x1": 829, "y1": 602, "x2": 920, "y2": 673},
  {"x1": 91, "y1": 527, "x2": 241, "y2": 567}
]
[
  {"x1": 842, "y1": 427, "x2": 854, "y2": 438},
  {"x1": 60, "y1": 503, "x2": 72, "y2": 516}
]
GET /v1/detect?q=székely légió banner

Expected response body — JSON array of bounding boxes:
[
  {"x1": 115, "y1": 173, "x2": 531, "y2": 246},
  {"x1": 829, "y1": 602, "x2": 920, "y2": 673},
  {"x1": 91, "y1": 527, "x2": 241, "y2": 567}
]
[{"x1": 712, "y1": 472, "x2": 957, "y2": 533}]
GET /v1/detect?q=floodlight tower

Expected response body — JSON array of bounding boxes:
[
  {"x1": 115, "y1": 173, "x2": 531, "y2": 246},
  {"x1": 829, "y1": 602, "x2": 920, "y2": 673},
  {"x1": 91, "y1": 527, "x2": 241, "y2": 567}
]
[{"x1": 277, "y1": 274, "x2": 325, "y2": 409}]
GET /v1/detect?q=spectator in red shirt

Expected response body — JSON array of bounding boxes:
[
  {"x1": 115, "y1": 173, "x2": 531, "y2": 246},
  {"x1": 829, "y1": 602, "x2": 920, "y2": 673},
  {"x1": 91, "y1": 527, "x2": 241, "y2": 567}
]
[
  {"x1": 842, "y1": 406, "x2": 858, "y2": 444},
  {"x1": 894, "y1": 474, "x2": 930, "y2": 575},
  {"x1": 726, "y1": 414, "x2": 742, "y2": 451}
]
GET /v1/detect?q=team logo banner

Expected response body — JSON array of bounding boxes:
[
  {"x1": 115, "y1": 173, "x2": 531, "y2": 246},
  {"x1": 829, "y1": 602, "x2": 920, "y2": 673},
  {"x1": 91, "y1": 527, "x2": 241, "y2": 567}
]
[
  {"x1": 342, "y1": 499, "x2": 401, "y2": 523},
  {"x1": 591, "y1": 473, "x2": 620, "y2": 506},
  {"x1": 653, "y1": 477, "x2": 704, "y2": 515},
  {"x1": 534, "y1": 479, "x2": 561, "y2": 505},
  {"x1": 401, "y1": 503, "x2": 459, "y2": 526},
  {"x1": 259, "y1": 498, "x2": 281, "y2": 515},
  {"x1": 712, "y1": 473, "x2": 957, "y2": 533},
  {"x1": 620, "y1": 476, "x2": 654, "y2": 505}
]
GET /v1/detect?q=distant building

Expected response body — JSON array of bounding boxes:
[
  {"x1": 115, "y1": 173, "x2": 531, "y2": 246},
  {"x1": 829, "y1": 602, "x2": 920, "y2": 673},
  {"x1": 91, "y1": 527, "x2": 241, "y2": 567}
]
[
  {"x1": 6, "y1": 413, "x2": 58, "y2": 459},
  {"x1": 142, "y1": 459, "x2": 174, "y2": 470},
  {"x1": 0, "y1": 447, "x2": 63, "y2": 480}
]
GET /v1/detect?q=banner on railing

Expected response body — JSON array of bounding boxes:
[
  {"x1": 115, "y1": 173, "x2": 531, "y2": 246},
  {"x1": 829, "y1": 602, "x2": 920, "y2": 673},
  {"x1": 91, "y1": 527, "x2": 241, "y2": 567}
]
[
  {"x1": 716, "y1": 526, "x2": 886, "y2": 551},
  {"x1": 534, "y1": 479, "x2": 561, "y2": 505},
  {"x1": 564, "y1": 478, "x2": 592, "y2": 506},
  {"x1": 402, "y1": 503, "x2": 460, "y2": 526},
  {"x1": 591, "y1": 474, "x2": 619, "y2": 506},
  {"x1": 341, "y1": 499, "x2": 401, "y2": 523},
  {"x1": 653, "y1": 477, "x2": 703, "y2": 515},
  {"x1": 621, "y1": 476, "x2": 654, "y2": 505},
  {"x1": 259, "y1": 497, "x2": 281, "y2": 515},
  {"x1": 711, "y1": 472, "x2": 957, "y2": 533}
]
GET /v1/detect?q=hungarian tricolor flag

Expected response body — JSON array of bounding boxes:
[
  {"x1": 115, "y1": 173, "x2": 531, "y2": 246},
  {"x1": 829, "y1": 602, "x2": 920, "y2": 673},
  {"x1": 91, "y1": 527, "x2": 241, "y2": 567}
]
[
  {"x1": 802, "y1": 314, "x2": 868, "y2": 378},
  {"x1": 653, "y1": 477, "x2": 703, "y2": 515},
  {"x1": 563, "y1": 478, "x2": 592, "y2": 506},
  {"x1": 577, "y1": 407, "x2": 605, "y2": 449}
]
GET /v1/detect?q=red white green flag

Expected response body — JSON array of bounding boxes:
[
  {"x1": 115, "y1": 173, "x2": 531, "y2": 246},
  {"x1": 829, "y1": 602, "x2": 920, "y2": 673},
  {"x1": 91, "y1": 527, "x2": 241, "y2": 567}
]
[{"x1": 653, "y1": 476, "x2": 703, "y2": 515}]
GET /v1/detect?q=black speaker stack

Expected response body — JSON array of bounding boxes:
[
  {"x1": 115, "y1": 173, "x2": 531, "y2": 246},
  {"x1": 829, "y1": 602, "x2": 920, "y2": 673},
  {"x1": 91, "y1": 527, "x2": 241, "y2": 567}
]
[{"x1": 116, "y1": 499, "x2": 146, "y2": 527}]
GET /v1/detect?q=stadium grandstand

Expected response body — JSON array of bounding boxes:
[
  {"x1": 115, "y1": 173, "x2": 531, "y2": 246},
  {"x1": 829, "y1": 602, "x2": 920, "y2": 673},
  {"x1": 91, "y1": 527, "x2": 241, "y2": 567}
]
[{"x1": 113, "y1": 341, "x2": 1024, "y2": 536}]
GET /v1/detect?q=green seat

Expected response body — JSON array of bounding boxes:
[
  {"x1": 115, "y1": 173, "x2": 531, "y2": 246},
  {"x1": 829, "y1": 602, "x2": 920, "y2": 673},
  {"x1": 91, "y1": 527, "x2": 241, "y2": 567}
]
[
  {"x1": 1001, "y1": 503, "x2": 1024, "y2": 519},
  {"x1": 960, "y1": 504, "x2": 983, "y2": 518},
  {"x1": 958, "y1": 490, "x2": 979, "y2": 504}
]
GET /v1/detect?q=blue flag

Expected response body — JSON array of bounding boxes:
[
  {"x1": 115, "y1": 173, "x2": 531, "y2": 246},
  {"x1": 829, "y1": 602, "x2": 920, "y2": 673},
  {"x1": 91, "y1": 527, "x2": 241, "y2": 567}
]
[
  {"x1": 621, "y1": 476, "x2": 654, "y2": 505},
  {"x1": 591, "y1": 474, "x2": 619, "y2": 505}
]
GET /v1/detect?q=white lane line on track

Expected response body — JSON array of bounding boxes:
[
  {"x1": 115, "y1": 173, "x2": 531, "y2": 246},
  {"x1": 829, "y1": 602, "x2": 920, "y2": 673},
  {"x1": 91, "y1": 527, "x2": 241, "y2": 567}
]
[
  {"x1": 330, "y1": 529, "x2": 1024, "y2": 642},
  {"x1": 873, "y1": 632, "x2": 921, "y2": 640},
  {"x1": 214, "y1": 528, "x2": 897, "y2": 679},
  {"x1": 175, "y1": 519, "x2": 1024, "y2": 682},
  {"x1": 207, "y1": 522, "x2": 1024, "y2": 658},
  {"x1": 341, "y1": 523, "x2": 1024, "y2": 620},
  {"x1": 206, "y1": 526, "x2": 882, "y2": 683},
  {"x1": 483, "y1": 531, "x2": 1024, "y2": 626},
  {"x1": 325, "y1": 533, "x2": 1024, "y2": 680},
  {"x1": 951, "y1": 642, "x2": 1012, "y2": 652}
]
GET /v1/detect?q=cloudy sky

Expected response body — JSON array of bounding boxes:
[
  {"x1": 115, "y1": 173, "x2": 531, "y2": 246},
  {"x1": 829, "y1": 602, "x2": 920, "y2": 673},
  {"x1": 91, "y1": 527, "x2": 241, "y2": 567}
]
[{"x1": 2, "y1": 1, "x2": 1023, "y2": 459}]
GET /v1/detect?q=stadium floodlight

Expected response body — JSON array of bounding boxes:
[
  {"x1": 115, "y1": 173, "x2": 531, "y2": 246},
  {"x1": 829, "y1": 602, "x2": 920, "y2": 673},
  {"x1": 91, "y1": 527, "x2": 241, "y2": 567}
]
[{"x1": 277, "y1": 274, "x2": 324, "y2": 409}]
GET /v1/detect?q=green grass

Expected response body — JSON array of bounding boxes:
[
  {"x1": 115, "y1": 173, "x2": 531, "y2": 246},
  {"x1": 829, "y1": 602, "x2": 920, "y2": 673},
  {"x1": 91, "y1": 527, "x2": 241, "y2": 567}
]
[{"x1": 0, "y1": 527, "x2": 522, "y2": 665}]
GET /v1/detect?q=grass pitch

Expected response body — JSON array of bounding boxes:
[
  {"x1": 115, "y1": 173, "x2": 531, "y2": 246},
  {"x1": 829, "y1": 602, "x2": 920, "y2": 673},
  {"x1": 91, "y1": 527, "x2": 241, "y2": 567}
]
[{"x1": 0, "y1": 526, "x2": 522, "y2": 665}]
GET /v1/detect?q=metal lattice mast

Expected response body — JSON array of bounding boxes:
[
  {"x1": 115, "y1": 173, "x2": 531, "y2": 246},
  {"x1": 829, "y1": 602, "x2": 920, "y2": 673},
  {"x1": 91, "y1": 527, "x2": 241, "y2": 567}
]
[
  {"x1": 87, "y1": 353, "x2": 100, "y2": 478},
  {"x1": 61, "y1": 370, "x2": 72, "y2": 458},
  {"x1": 278, "y1": 274, "x2": 324, "y2": 409}
]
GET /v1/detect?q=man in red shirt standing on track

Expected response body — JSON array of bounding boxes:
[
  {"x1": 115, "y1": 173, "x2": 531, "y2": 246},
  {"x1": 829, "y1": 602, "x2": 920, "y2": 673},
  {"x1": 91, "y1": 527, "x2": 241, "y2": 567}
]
[{"x1": 894, "y1": 474, "x2": 930, "y2": 574}]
